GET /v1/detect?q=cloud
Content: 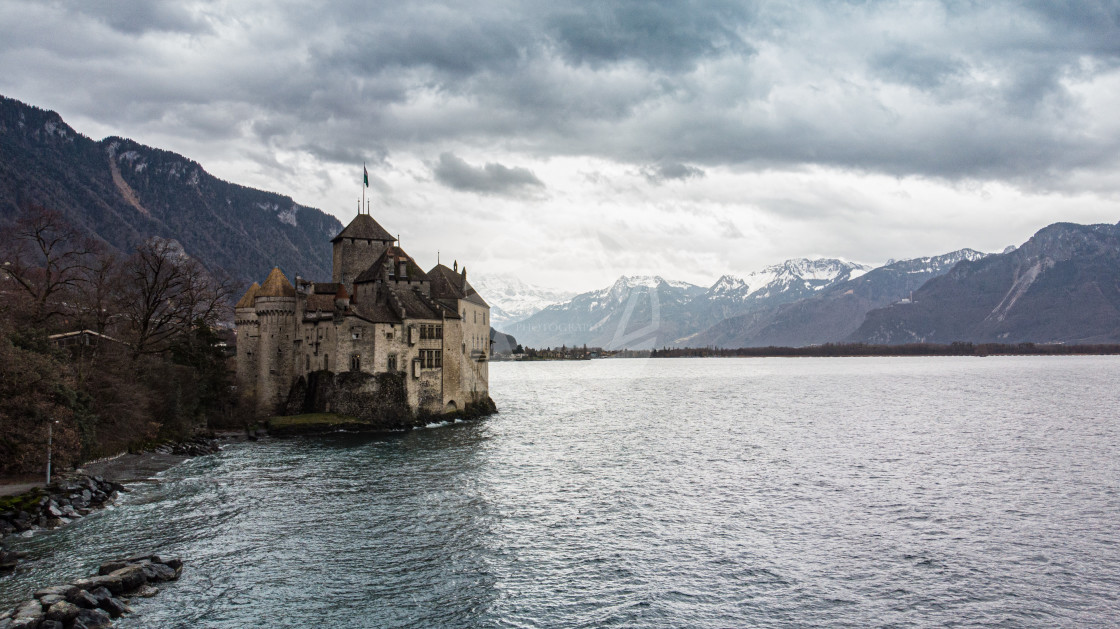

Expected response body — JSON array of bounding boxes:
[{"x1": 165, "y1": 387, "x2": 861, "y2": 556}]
[
  {"x1": 431, "y1": 152, "x2": 544, "y2": 195},
  {"x1": 642, "y1": 162, "x2": 706, "y2": 184}
]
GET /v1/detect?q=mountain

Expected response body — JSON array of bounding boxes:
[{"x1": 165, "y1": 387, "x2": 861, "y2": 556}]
[
  {"x1": 851, "y1": 223, "x2": 1120, "y2": 344},
  {"x1": 0, "y1": 94, "x2": 341, "y2": 284},
  {"x1": 689, "y1": 249, "x2": 988, "y2": 347},
  {"x1": 507, "y1": 276, "x2": 706, "y2": 349},
  {"x1": 470, "y1": 274, "x2": 577, "y2": 328},
  {"x1": 688, "y1": 259, "x2": 872, "y2": 336},
  {"x1": 508, "y1": 259, "x2": 869, "y2": 349}
]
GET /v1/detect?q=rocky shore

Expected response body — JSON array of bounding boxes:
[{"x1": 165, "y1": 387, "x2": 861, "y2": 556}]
[
  {"x1": 0, "y1": 555, "x2": 182, "y2": 629},
  {"x1": 1, "y1": 437, "x2": 220, "y2": 574},
  {"x1": 0, "y1": 477, "x2": 124, "y2": 572}
]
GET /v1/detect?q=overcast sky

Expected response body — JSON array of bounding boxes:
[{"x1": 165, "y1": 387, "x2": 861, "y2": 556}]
[{"x1": 2, "y1": 1, "x2": 1119, "y2": 291}]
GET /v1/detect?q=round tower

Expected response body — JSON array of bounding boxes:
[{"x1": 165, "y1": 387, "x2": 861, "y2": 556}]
[
  {"x1": 234, "y1": 282, "x2": 261, "y2": 407},
  {"x1": 254, "y1": 268, "x2": 298, "y2": 416}
]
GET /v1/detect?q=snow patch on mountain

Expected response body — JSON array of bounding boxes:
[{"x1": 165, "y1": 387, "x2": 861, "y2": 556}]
[{"x1": 471, "y1": 274, "x2": 578, "y2": 328}]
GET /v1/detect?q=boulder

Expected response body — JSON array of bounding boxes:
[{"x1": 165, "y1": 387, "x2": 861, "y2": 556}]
[
  {"x1": 74, "y1": 607, "x2": 112, "y2": 629},
  {"x1": 46, "y1": 503, "x2": 63, "y2": 518},
  {"x1": 134, "y1": 585, "x2": 159, "y2": 597},
  {"x1": 44, "y1": 600, "x2": 79, "y2": 623},
  {"x1": 162, "y1": 556, "x2": 184, "y2": 571},
  {"x1": 71, "y1": 590, "x2": 100, "y2": 609},
  {"x1": 9, "y1": 601, "x2": 43, "y2": 629},
  {"x1": 109, "y1": 564, "x2": 148, "y2": 591},
  {"x1": 87, "y1": 587, "x2": 112, "y2": 606},
  {"x1": 72, "y1": 574, "x2": 123, "y2": 595},
  {"x1": 100, "y1": 597, "x2": 130, "y2": 618},
  {"x1": 97, "y1": 560, "x2": 129, "y2": 576},
  {"x1": 39, "y1": 621, "x2": 65, "y2": 629},
  {"x1": 143, "y1": 562, "x2": 178, "y2": 582},
  {"x1": 34, "y1": 584, "x2": 80, "y2": 599},
  {"x1": 37, "y1": 594, "x2": 65, "y2": 607}
]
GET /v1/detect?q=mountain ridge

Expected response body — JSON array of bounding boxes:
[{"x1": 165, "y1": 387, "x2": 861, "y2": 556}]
[{"x1": 0, "y1": 94, "x2": 341, "y2": 284}]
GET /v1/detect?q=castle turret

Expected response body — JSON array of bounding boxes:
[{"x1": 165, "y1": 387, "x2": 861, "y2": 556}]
[
  {"x1": 331, "y1": 214, "x2": 396, "y2": 284},
  {"x1": 254, "y1": 268, "x2": 298, "y2": 415},
  {"x1": 234, "y1": 282, "x2": 261, "y2": 406}
]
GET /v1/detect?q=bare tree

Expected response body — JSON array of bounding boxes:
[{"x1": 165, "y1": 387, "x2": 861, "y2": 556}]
[
  {"x1": 0, "y1": 205, "x2": 95, "y2": 325},
  {"x1": 116, "y1": 238, "x2": 231, "y2": 357}
]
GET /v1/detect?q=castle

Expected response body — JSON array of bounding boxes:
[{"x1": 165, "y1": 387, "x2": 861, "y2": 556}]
[{"x1": 234, "y1": 212, "x2": 491, "y2": 418}]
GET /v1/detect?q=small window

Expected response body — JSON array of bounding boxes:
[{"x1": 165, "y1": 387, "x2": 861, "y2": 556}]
[
  {"x1": 386, "y1": 331, "x2": 394, "y2": 340},
  {"x1": 387, "y1": 354, "x2": 397, "y2": 371},
  {"x1": 350, "y1": 354, "x2": 361, "y2": 372},
  {"x1": 351, "y1": 328, "x2": 360, "y2": 340}
]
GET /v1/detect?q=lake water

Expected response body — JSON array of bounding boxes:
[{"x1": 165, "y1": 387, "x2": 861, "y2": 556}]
[{"x1": 2, "y1": 357, "x2": 1119, "y2": 627}]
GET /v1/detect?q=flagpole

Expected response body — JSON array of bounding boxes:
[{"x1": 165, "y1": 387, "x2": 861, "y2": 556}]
[{"x1": 362, "y1": 162, "x2": 365, "y2": 215}]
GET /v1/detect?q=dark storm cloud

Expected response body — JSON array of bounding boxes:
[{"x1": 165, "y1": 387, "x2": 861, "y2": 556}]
[
  {"x1": 546, "y1": 0, "x2": 755, "y2": 71},
  {"x1": 66, "y1": 0, "x2": 215, "y2": 35},
  {"x1": 3, "y1": 0, "x2": 1120, "y2": 188},
  {"x1": 432, "y1": 153, "x2": 544, "y2": 195},
  {"x1": 642, "y1": 162, "x2": 706, "y2": 184}
]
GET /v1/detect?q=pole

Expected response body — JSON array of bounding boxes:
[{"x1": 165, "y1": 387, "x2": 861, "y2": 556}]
[
  {"x1": 362, "y1": 162, "x2": 366, "y2": 215},
  {"x1": 46, "y1": 420, "x2": 53, "y2": 486}
]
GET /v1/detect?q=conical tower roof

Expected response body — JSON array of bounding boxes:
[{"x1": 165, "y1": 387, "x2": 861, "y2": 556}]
[
  {"x1": 331, "y1": 214, "x2": 395, "y2": 243},
  {"x1": 257, "y1": 267, "x2": 297, "y2": 297},
  {"x1": 235, "y1": 282, "x2": 261, "y2": 308}
]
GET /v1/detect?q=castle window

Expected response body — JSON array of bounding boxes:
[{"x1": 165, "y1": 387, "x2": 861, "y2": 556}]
[
  {"x1": 351, "y1": 328, "x2": 360, "y2": 340},
  {"x1": 324, "y1": 354, "x2": 330, "y2": 371},
  {"x1": 306, "y1": 356, "x2": 310, "y2": 372},
  {"x1": 350, "y1": 354, "x2": 361, "y2": 372},
  {"x1": 419, "y1": 324, "x2": 444, "y2": 340},
  {"x1": 387, "y1": 354, "x2": 398, "y2": 371},
  {"x1": 386, "y1": 331, "x2": 394, "y2": 340}
]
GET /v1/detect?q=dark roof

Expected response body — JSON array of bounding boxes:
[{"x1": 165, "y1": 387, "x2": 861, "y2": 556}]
[
  {"x1": 235, "y1": 282, "x2": 260, "y2": 308},
  {"x1": 354, "y1": 245, "x2": 429, "y2": 284},
  {"x1": 346, "y1": 284, "x2": 451, "y2": 324},
  {"x1": 428, "y1": 264, "x2": 488, "y2": 308},
  {"x1": 331, "y1": 214, "x2": 396, "y2": 243},
  {"x1": 312, "y1": 282, "x2": 341, "y2": 295},
  {"x1": 258, "y1": 268, "x2": 297, "y2": 298}
]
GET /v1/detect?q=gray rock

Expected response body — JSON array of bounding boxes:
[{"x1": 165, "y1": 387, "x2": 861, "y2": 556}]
[
  {"x1": 45, "y1": 600, "x2": 79, "y2": 622},
  {"x1": 88, "y1": 587, "x2": 112, "y2": 605},
  {"x1": 37, "y1": 594, "x2": 65, "y2": 607},
  {"x1": 100, "y1": 597, "x2": 129, "y2": 618},
  {"x1": 109, "y1": 564, "x2": 147, "y2": 591},
  {"x1": 46, "y1": 503, "x2": 63, "y2": 518},
  {"x1": 134, "y1": 585, "x2": 159, "y2": 597},
  {"x1": 161, "y1": 556, "x2": 184, "y2": 571},
  {"x1": 143, "y1": 562, "x2": 178, "y2": 582},
  {"x1": 74, "y1": 607, "x2": 112, "y2": 629},
  {"x1": 97, "y1": 560, "x2": 129, "y2": 576},
  {"x1": 71, "y1": 590, "x2": 100, "y2": 609},
  {"x1": 0, "y1": 616, "x2": 10, "y2": 629},
  {"x1": 39, "y1": 620, "x2": 65, "y2": 629},
  {"x1": 72, "y1": 574, "x2": 123, "y2": 595}
]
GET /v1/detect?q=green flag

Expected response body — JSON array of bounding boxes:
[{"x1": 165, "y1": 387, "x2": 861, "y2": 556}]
[{"x1": 363, "y1": 165, "x2": 369, "y2": 187}]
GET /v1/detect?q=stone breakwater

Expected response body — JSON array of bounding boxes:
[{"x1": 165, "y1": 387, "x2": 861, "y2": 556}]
[
  {"x1": 1, "y1": 477, "x2": 124, "y2": 572},
  {"x1": 0, "y1": 555, "x2": 182, "y2": 629}
]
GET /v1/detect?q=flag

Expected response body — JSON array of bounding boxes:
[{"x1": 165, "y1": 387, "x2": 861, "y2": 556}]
[{"x1": 363, "y1": 165, "x2": 369, "y2": 187}]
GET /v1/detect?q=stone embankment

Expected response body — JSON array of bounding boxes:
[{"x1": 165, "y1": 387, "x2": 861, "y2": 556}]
[
  {"x1": 0, "y1": 555, "x2": 182, "y2": 629},
  {"x1": 1, "y1": 477, "x2": 124, "y2": 571}
]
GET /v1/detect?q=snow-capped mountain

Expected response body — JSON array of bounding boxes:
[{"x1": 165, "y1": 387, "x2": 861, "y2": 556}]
[
  {"x1": 506, "y1": 276, "x2": 706, "y2": 350},
  {"x1": 471, "y1": 274, "x2": 577, "y2": 328},
  {"x1": 508, "y1": 260, "x2": 872, "y2": 350},
  {"x1": 690, "y1": 248, "x2": 989, "y2": 348}
]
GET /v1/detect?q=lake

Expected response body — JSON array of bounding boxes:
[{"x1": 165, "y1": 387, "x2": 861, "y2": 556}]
[{"x1": 3, "y1": 357, "x2": 1119, "y2": 627}]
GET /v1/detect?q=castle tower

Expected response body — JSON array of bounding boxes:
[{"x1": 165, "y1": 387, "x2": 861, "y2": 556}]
[
  {"x1": 331, "y1": 214, "x2": 396, "y2": 284},
  {"x1": 254, "y1": 268, "x2": 298, "y2": 416},
  {"x1": 234, "y1": 282, "x2": 261, "y2": 406}
]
